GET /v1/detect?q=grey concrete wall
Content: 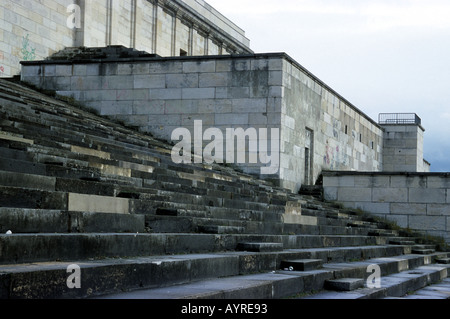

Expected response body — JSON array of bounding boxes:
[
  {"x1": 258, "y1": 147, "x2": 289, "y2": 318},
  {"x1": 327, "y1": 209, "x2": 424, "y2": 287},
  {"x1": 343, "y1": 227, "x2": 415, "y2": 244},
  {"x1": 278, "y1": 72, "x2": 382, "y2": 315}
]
[
  {"x1": 21, "y1": 52, "x2": 284, "y2": 180},
  {"x1": 0, "y1": 0, "x2": 251, "y2": 77},
  {"x1": 323, "y1": 171, "x2": 450, "y2": 244},
  {"x1": 20, "y1": 51, "x2": 385, "y2": 192},
  {"x1": 381, "y1": 124, "x2": 429, "y2": 172},
  {"x1": 281, "y1": 58, "x2": 383, "y2": 190}
]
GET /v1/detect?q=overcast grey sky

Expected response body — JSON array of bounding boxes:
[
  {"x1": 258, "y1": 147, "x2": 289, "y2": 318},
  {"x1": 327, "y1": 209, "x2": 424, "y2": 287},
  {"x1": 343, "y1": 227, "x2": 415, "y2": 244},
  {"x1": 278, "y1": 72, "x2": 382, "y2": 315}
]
[{"x1": 206, "y1": 0, "x2": 450, "y2": 172}]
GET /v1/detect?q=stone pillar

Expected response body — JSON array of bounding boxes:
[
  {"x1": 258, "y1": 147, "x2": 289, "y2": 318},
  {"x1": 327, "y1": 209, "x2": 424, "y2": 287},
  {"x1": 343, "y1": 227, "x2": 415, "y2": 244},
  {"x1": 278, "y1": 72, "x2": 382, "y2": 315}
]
[{"x1": 380, "y1": 113, "x2": 428, "y2": 172}]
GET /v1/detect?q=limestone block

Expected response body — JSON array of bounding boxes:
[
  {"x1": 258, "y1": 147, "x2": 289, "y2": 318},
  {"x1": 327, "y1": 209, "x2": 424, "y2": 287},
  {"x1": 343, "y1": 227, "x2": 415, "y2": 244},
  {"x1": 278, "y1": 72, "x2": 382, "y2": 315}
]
[
  {"x1": 182, "y1": 88, "x2": 215, "y2": 99},
  {"x1": 409, "y1": 188, "x2": 446, "y2": 204},
  {"x1": 71, "y1": 145, "x2": 110, "y2": 160},
  {"x1": 248, "y1": 113, "x2": 268, "y2": 125},
  {"x1": 427, "y1": 176, "x2": 450, "y2": 188},
  {"x1": 117, "y1": 63, "x2": 135, "y2": 75},
  {"x1": 103, "y1": 76, "x2": 134, "y2": 90},
  {"x1": 389, "y1": 175, "x2": 407, "y2": 188},
  {"x1": 149, "y1": 61, "x2": 183, "y2": 74},
  {"x1": 354, "y1": 176, "x2": 372, "y2": 187},
  {"x1": 43, "y1": 65, "x2": 56, "y2": 76},
  {"x1": 183, "y1": 60, "x2": 215, "y2": 73},
  {"x1": 53, "y1": 77, "x2": 71, "y2": 91},
  {"x1": 337, "y1": 187, "x2": 372, "y2": 202},
  {"x1": 229, "y1": 87, "x2": 251, "y2": 99},
  {"x1": 165, "y1": 73, "x2": 199, "y2": 88},
  {"x1": 89, "y1": 161, "x2": 132, "y2": 178},
  {"x1": 164, "y1": 100, "x2": 195, "y2": 114},
  {"x1": 71, "y1": 76, "x2": 102, "y2": 90},
  {"x1": 410, "y1": 215, "x2": 446, "y2": 231},
  {"x1": 268, "y1": 71, "x2": 283, "y2": 86},
  {"x1": 99, "y1": 101, "x2": 133, "y2": 116},
  {"x1": 372, "y1": 188, "x2": 408, "y2": 203},
  {"x1": 86, "y1": 64, "x2": 100, "y2": 76},
  {"x1": 232, "y1": 98, "x2": 267, "y2": 113},
  {"x1": 372, "y1": 175, "x2": 390, "y2": 188},
  {"x1": 269, "y1": 86, "x2": 283, "y2": 98},
  {"x1": 56, "y1": 64, "x2": 72, "y2": 76},
  {"x1": 21, "y1": 65, "x2": 41, "y2": 76},
  {"x1": 133, "y1": 100, "x2": 165, "y2": 115},
  {"x1": 322, "y1": 176, "x2": 340, "y2": 187},
  {"x1": 146, "y1": 114, "x2": 182, "y2": 126},
  {"x1": 354, "y1": 202, "x2": 390, "y2": 215},
  {"x1": 114, "y1": 89, "x2": 146, "y2": 101},
  {"x1": 323, "y1": 186, "x2": 338, "y2": 201},
  {"x1": 216, "y1": 60, "x2": 232, "y2": 72},
  {"x1": 231, "y1": 59, "x2": 251, "y2": 71},
  {"x1": 426, "y1": 204, "x2": 450, "y2": 216},
  {"x1": 149, "y1": 88, "x2": 182, "y2": 100},
  {"x1": 199, "y1": 72, "x2": 229, "y2": 87},
  {"x1": 268, "y1": 58, "x2": 284, "y2": 71},
  {"x1": 391, "y1": 203, "x2": 426, "y2": 215},
  {"x1": 134, "y1": 74, "x2": 166, "y2": 89},
  {"x1": 83, "y1": 90, "x2": 110, "y2": 102},
  {"x1": 251, "y1": 59, "x2": 268, "y2": 71},
  {"x1": 215, "y1": 113, "x2": 248, "y2": 125},
  {"x1": 283, "y1": 213, "x2": 317, "y2": 226},
  {"x1": 68, "y1": 193, "x2": 130, "y2": 214}
]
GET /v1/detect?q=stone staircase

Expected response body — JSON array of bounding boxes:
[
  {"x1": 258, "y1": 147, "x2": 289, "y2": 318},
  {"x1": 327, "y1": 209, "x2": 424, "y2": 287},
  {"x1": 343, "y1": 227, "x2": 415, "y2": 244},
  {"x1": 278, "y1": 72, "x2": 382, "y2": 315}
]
[{"x1": 0, "y1": 78, "x2": 448, "y2": 299}]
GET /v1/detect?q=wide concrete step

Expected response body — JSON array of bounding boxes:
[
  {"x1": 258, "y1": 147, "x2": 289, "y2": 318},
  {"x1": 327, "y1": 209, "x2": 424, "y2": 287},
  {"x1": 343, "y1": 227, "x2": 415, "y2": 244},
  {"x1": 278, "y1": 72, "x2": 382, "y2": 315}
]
[
  {"x1": 303, "y1": 264, "x2": 450, "y2": 299},
  {"x1": 0, "y1": 246, "x2": 429, "y2": 299},
  {"x1": 0, "y1": 208, "x2": 145, "y2": 234},
  {"x1": 0, "y1": 231, "x2": 407, "y2": 265},
  {"x1": 387, "y1": 278, "x2": 450, "y2": 299},
  {"x1": 92, "y1": 252, "x2": 447, "y2": 300}
]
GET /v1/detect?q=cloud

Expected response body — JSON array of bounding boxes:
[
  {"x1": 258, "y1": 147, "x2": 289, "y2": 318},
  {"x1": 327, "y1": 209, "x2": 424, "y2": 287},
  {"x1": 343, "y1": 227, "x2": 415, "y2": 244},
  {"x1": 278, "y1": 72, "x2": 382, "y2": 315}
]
[
  {"x1": 361, "y1": 1, "x2": 450, "y2": 32},
  {"x1": 208, "y1": 0, "x2": 450, "y2": 33}
]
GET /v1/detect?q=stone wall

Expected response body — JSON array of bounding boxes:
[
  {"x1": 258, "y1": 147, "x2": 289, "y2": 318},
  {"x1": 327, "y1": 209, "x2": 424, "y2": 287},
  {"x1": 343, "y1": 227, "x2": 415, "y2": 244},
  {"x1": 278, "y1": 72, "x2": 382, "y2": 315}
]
[
  {"x1": 323, "y1": 171, "x2": 450, "y2": 244},
  {"x1": 381, "y1": 123, "x2": 429, "y2": 172},
  {"x1": 0, "y1": 0, "x2": 251, "y2": 77},
  {"x1": 21, "y1": 49, "x2": 385, "y2": 192},
  {"x1": 281, "y1": 57, "x2": 383, "y2": 190},
  {"x1": 0, "y1": 0, "x2": 74, "y2": 77}
]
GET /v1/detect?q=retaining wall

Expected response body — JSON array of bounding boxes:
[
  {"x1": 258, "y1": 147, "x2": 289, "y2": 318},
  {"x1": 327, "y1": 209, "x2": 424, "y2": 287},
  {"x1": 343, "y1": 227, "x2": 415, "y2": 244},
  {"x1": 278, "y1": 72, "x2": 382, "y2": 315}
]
[{"x1": 323, "y1": 171, "x2": 450, "y2": 243}]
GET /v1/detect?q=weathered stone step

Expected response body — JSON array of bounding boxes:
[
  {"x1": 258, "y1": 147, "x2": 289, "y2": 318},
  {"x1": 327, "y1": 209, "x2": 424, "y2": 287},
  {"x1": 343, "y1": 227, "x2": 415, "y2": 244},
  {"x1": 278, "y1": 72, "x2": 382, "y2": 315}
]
[
  {"x1": 0, "y1": 231, "x2": 405, "y2": 265},
  {"x1": 413, "y1": 249, "x2": 436, "y2": 255},
  {"x1": 412, "y1": 245, "x2": 436, "y2": 255},
  {"x1": 436, "y1": 258, "x2": 450, "y2": 264},
  {"x1": 324, "y1": 278, "x2": 365, "y2": 291},
  {"x1": 368, "y1": 229, "x2": 399, "y2": 237},
  {"x1": 236, "y1": 242, "x2": 284, "y2": 252},
  {"x1": 146, "y1": 213, "x2": 274, "y2": 235},
  {"x1": 280, "y1": 259, "x2": 323, "y2": 271},
  {"x1": 390, "y1": 278, "x2": 450, "y2": 299},
  {"x1": 1, "y1": 109, "x2": 280, "y2": 200},
  {"x1": 0, "y1": 244, "x2": 423, "y2": 299},
  {"x1": 198, "y1": 225, "x2": 245, "y2": 234},
  {"x1": 93, "y1": 252, "x2": 445, "y2": 300},
  {"x1": 285, "y1": 223, "x2": 379, "y2": 237},
  {"x1": 389, "y1": 239, "x2": 417, "y2": 246},
  {"x1": 0, "y1": 150, "x2": 286, "y2": 218},
  {"x1": 0, "y1": 207, "x2": 145, "y2": 234},
  {"x1": 303, "y1": 264, "x2": 450, "y2": 299},
  {"x1": 0, "y1": 152, "x2": 144, "y2": 189}
]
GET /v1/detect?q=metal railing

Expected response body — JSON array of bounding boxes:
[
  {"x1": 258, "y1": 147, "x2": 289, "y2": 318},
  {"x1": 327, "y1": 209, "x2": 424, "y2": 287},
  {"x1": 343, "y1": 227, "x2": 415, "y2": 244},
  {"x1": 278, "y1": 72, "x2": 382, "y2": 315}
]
[{"x1": 378, "y1": 113, "x2": 422, "y2": 125}]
